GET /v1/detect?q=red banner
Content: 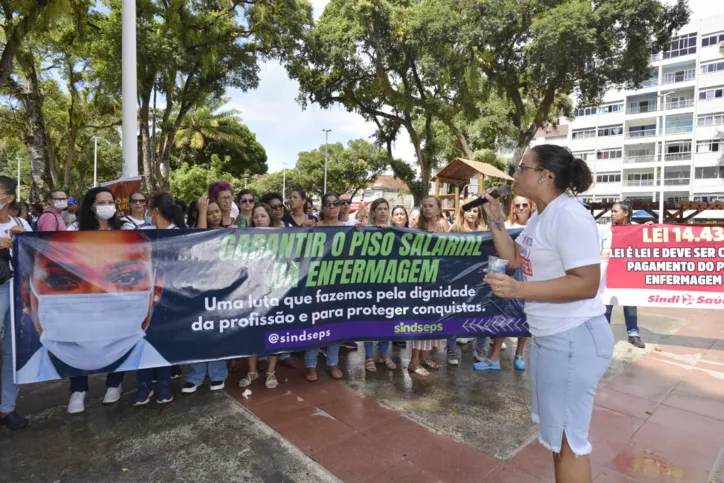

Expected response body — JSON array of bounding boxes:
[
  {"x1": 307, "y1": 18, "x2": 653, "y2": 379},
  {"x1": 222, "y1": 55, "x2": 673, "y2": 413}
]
[
  {"x1": 603, "y1": 224, "x2": 724, "y2": 308},
  {"x1": 100, "y1": 176, "x2": 142, "y2": 216}
]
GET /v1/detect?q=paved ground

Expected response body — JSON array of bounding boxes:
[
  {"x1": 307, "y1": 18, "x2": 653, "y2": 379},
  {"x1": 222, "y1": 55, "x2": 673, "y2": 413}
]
[{"x1": 1, "y1": 307, "x2": 723, "y2": 482}]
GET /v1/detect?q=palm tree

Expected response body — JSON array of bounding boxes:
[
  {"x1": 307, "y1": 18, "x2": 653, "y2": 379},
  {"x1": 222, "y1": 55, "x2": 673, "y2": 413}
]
[{"x1": 174, "y1": 97, "x2": 249, "y2": 154}]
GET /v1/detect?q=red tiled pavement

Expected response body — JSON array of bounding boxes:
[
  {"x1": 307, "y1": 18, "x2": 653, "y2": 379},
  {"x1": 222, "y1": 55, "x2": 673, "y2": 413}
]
[{"x1": 223, "y1": 307, "x2": 724, "y2": 482}]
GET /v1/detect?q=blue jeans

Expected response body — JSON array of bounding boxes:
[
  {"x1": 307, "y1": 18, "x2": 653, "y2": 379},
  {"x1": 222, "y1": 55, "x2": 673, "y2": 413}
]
[
  {"x1": 530, "y1": 316, "x2": 613, "y2": 455},
  {"x1": 604, "y1": 305, "x2": 640, "y2": 337},
  {"x1": 305, "y1": 345, "x2": 340, "y2": 368},
  {"x1": 186, "y1": 360, "x2": 228, "y2": 385},
  {"x1": 138, "y1": 366, "x2": 171, "y2": 385},
  {"x1": 70, "y1": 372, "x2": 124, "y2": 393},
  {"x1": 1, "y1": 282, "x2": 17, "y2": 413},
  {"x1": 446, "y1": 337, "x2": 488, "y2": 351},
  {"x1": 364, "y1": 342, "x2": 390, "y2": 358}
]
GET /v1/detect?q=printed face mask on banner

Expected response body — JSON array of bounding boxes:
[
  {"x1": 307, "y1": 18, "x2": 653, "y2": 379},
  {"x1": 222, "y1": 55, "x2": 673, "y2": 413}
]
[
  {"x1": 54, "y1": 200, "x2": 68, "y2": 211},
  {"x1": 31, "y1": 281, "x2": 152, "y2": 370},
  {"x1": 95, "y1": 205, "x2": 116, "y2": 220}
]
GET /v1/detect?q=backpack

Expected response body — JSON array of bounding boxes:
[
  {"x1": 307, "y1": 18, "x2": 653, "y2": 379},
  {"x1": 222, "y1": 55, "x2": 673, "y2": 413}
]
[
  {"x1": 35, "y1": 211, "x2": 60, "y2": 231},
  {"x1": 0, "y1": 217, "x2": 24, "y2": 284}
]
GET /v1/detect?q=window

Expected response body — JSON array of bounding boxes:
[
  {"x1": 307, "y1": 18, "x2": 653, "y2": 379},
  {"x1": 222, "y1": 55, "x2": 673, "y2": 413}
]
[
  {"x1": 693, "y1": 194, "x2": 724, "y2": 202},
  {"x1": 573, "y1": 151, "x2": 595, "y2": 161},
  {"x1": 598, "y1": 103, "x2": 624, "y2": 114},
  {"x1": 696, "y1": 139, "x2": 721, "y2": 153},
  {"x1": 574, "y1": 107, "x2": 597, "y2": 117},
  {"x1": 572, "y1": 128, "x2": 596, "y2": 140},
  {"x1": 628, "y1": 124, "x2": 657, "y2": 137},
  {"x1": 545, "y1": 135, "x2": 567, "y2": 145},
  {"x1": 666, "y1": 196, "x2": 687, "y2": 203},
  {"x1": 663, "y1": 69, "x2": 695, "y2": 84},
  {"x1": 626, "y1": 173, "x2": 656, "y2": 186},
  {"x1": 597, "y1": 149, "x2": 622, "y2": 160},
  {"x1": 629, "y1": 100, "x2": 657, "y2": 113},
  {"x1": 596, "y1": 173, "x2": 621, "y2": 183},
  {"x1": 597, "y1": 125, "x2": 623, "y2": 137},
  {"x1": 665, "y1": 115, "x2": 693, "y2": 133},
  {"x1": 664, "y1": 33, "x2": 697, "y2": 59},
  {"x1": 665, "y1": 142, "x2": 691, "y2": 154},
  {"x1": 700, "y1": 60, "x2": 724, "y2": 75},
  {"x1": 701, "y1": 32, "x2": 724, "y2": 47},
  {"x1": 697, "y1": 112, "x2": 724, "y2": 126},
  {"x1": 695, "y1": 167, "x2": 724, "y2": 179},
  {"x1": 698, "y1": 87, "x2": 724, "y2": 101}
]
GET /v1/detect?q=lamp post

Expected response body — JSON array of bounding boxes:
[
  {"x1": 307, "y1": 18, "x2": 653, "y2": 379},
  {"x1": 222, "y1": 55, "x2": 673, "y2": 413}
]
[
  {"x1": 282, "y1": 164, "x2": 288, "y2": 203},
  {"x1": 322, "y1": 129, "x2": 332, "y2": 193},
  {"x1": 16, "y1": 158, "x2": 20, "y2": 201},
  {"x1": 658, "y1": 91, "x2": 674, "y2": 224},
  {"x1": 93, "y1": 136, "x2": 98, "y2": 187},
  {"x1": 121, "y1": 0, "x2": 138, "y2": 178}
]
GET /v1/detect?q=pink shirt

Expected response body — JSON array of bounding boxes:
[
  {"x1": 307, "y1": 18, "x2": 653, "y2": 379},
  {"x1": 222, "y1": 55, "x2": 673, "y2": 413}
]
[{"x1": 36, "y1": 209, "x2": 67, "y2": 232}]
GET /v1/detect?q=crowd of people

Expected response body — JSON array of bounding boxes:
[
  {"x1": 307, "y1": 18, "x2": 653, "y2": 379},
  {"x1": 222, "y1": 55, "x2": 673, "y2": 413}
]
[{"x1": 0, "y1": 144, "x2": 648, "y2": 483}]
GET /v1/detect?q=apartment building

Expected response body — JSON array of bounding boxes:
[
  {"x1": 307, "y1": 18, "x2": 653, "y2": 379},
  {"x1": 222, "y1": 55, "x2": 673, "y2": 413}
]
[{"x1": 530, "y1": 15, "x2": 724, "y2": 206}]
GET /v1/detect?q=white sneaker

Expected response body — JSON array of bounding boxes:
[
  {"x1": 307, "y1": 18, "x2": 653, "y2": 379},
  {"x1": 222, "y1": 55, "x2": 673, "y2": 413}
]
[
  {"x1": 103, "y1": 385, "x2": 123, "y2": 404},
  {"x1": 68, "y1": 391, "x2": 86, "y2": 414}
]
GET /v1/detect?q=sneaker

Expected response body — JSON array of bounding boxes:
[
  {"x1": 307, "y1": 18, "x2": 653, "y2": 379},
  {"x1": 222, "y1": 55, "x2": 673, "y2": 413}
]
[
  {"x1": 341, "y1": 342, "x2": 358, "y2": 350},
  {"x1": 446, "y1": 347, "x2": 459, "y2": 366},
  {"x1": 103, "y1": 385, "x2": 123, "y2": 404},
  {"x1": 514, "y1": 355, "x2": 526, "y2": 371},
  {"x1": 132, "y1": 386, "x2": 154, "y2": 406},
  {"x1": 628, "y1": 336, "x2": 645, "y2": 349},
  {"x1": 393, "y1": 341, "x2": 407, "y2": 348},
  {"x1": 156, "y1": 381, "x2": 173, "y2": 404},
  {"x1": 68, "y1": 391, "x2": 86, "y2": 414},
  {"x1": 171, "y1": 366, "x2": 184, "y2": 380},
  {"x1": 473, "y1": 359, "x2": 501, "y2": 371},
  {"x1": 474, "y1": 349, "x2": 487, "y2": 363},
  {"x1": 0, "y1": 411, "x2": 29, "y2": 430},
  {"x1": 182, "y1": 382, "x2": 199, "y2": 394},
  {"x1": 209, "y1": 380, "x2": 225, "y2": 391}
]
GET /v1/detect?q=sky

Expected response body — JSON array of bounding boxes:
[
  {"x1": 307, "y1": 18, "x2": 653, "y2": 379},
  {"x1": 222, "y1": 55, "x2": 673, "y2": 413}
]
[{"x1": 228, "y1": 0, "x2": 724, "y2": 173}]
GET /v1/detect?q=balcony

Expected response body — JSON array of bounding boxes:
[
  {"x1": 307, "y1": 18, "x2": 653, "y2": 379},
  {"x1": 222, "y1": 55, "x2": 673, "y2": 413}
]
[
  {"x1": 662, "y1": 70, "x2": 695, "y2": 85},
  {"x1": 664, "y1": 126, "x2": 693, "y2": 135},
  {"x1": 650, "y1": 53, "x2": 662, "y2": 62},
  {"x1": 664, "y1": 152, "x2": 692, "y2": 161},
  {"x1": 626, "y1": 129, "x2": 657, "y2": 139},
  {"x1": 641, "y1": 79, "x2": 659, "y2": 88},
  {"x1": 627, "y1": 104, "x2": 658, "y2": 114},
  {"x1": 624, "y1": 154, "x2": 657, "y2": 163},
  {"x1": 664, "y1": 177, "x2": 690, "y2": 186},
  {"x1": 665, "y1": 98, "x2": 695, "y2": 110},
  {"x1": 623, "y1": 179, "x2": 659, "y2": 187}
]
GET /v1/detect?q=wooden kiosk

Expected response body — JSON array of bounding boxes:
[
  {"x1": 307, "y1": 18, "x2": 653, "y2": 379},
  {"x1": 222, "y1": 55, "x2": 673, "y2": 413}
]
[{"x1": 432, "y1": 158, "x2": 514, "y2": 214}]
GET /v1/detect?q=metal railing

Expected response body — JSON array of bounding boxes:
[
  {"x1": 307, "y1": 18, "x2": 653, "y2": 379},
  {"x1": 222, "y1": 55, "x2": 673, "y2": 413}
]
[
  {"x1": 624, "y1": 154, "x2": 657, "y2": 163},
  {"x1": 626, "y1": 129, "x2": 657, "y2": 138},
  {"x1": 662, "y1": 70, "x2": 695, "y2": 85},
  {"x1": 641, "y1": 79, "x2": 659, "y2": 87},
  {"x1": 665, "y1": 98, "x2": 695, "y2": 110},
  {"x1": 664, "y1": 152, "x2": 692, "y2": 161},
  {"x1": 623, "y1": 179, "x2": 659, "y2": 187},
  {"x1": 664, "y1": 178, "x2": 690, "y2": 186},
  {"x1": 650, "y1": 53, "x2": 662, "y2": 62},
  {"x1": 627, "y1": 104, "x2": 657, "y2": 114}
]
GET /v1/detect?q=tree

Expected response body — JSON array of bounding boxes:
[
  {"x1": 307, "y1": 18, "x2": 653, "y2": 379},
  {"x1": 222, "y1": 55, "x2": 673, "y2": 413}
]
[
  {"x1": 94, "y1": 0, "x2": 313, "y2": 191},
  {"x1": 421, "y1": 0, "x2": 689, "y2": 166},
  {"x1": 169, "y1": 158, "x2": 245, "y2": 202}
]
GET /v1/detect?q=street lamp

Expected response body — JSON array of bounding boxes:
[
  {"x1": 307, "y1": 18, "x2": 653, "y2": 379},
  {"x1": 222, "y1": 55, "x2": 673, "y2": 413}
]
[
  {"x1": 282, "y1": 163, "x2": 289, "y2": 203},
  {"x1": 658, "y1": 91, "x2": 675, "y2": 224},
  {"x1": 93, "y1": 136, "x2": 98, "y2": 187},
  {"x1": 322, "y1": 129, "x2": 332, "y2": 193},
  {"x1": 121, "y1": 0, "x2": 138, "y2": 178}
]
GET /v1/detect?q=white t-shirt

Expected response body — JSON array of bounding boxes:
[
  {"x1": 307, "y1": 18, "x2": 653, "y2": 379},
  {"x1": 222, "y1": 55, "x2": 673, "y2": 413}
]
[
  {"x1": 515, "y1": 193, "x2": 605, "y2": 337},
  {"x1": 343, "y1": 217, "x2": 357, "y2": 226},
  {"x1": 506, "y1": 221, "x2": 526, "y2": 229},
  {"x1": 122, "y1": 216, "x2": 154, "y2": 230},
  {"x1": 0, "y1": 217, "x2": 32, "y2": 286}
]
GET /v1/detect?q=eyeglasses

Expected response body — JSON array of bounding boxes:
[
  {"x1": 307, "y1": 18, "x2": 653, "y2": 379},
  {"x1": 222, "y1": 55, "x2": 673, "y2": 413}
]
[
  {"x1": 269, "y1": 203, "x2": 284, "y2": 210},
  {"x1": 516, "y1": 162, "x2": 541, "y2": 173},
  {"x1": 338, "y1": 200, "x2": 351, "y2": 206},
  {"x1": 218, "y1": 195, "x2": 233, "y2": 202},
  {"x1": 322, "y1": 201, "x2": 341, "y2": 208},
  {"x1": 52, "y1": 197, "x2": 68, "y2": 202},
  {"x1": 515, "y1": 203, "x2": 529, "y2": 209},
  {"x1": 131, "y1": 199, "x2": 147, "y2": 204},
  {"x1": 239, "y1": 198, "x2": 254, "y2": 204}
]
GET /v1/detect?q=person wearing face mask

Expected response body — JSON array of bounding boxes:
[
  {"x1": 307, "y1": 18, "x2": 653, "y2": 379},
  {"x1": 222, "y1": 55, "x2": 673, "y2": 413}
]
[
  {"x1": 0, "y1": 177, "x2": 32, "y2": 430},
  {"x1": 182, "y1": 195, "x2": 229, "y2": 393},
  {"x1": 16, "y1": 189, "x2": 169, "y2": 415},
  {"x1": 121, "y1": 191, "x2": 154, "y2": 230},
  {"x1": 61, "y1": 197, "x2": 78, "y2": 227},
  {"x1": 130, "y1": 193, "x2": 186, "y2": 406},
  {"x1": 36, "y1": 189, "x2": 68, "y2": 232}
]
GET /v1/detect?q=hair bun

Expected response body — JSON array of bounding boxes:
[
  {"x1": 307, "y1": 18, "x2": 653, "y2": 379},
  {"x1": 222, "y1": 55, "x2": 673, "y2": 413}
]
[{"x1": 569, "y1": 157, "x2": 592, "y2": 195}]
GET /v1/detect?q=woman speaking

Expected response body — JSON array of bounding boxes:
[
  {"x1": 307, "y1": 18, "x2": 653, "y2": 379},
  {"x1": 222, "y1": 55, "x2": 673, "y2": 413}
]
[{"x1": 482, "y1": 145, "x2": 613, "y2": 483}]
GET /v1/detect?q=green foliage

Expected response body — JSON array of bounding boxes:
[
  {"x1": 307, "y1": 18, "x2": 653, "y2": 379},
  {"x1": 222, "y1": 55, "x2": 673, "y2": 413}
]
[{"x1": 169, "y1": 158, "x2": 245, "y2": 202}]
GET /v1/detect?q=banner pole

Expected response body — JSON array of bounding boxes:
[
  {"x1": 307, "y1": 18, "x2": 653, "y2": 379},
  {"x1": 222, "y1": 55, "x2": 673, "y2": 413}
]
[{"x1": 121, "y1": 0, "x2": 138, "y2": 178}]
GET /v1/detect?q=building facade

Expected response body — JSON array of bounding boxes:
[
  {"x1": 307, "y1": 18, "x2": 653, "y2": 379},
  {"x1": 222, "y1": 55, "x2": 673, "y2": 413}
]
[{"x1": 530, "y1": 15, "x2": 724, "y2": 206}]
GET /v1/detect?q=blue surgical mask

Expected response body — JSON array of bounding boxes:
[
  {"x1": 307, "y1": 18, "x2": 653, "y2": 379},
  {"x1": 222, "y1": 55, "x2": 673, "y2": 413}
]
[{"x1": 145, "y1": 214, "x2": 153, "y2": 225}]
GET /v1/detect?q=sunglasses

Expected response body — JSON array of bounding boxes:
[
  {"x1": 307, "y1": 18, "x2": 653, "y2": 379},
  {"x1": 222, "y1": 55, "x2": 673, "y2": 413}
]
[
  {"x1": 239, "y1": 198, "x2": 254, "y2": 204},
  {"x1": 131, "y1": 199, "x2": 147, "y2": 204},
  {"x1": 338, "y1": 200, "x2": 351, "y2": 206},
  {"x1": 322, "y1": 201, "x2": 341, "y2": 208},
  {"x1": 515, "y1": 203, "x2": 529, "y2": 209},
  {"x1": 269, "y1": 203, "x2": 284, "y2": 210}
]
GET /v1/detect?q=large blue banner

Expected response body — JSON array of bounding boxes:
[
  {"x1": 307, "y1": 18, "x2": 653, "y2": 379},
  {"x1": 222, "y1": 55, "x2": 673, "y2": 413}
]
[{"x1": 12, "y1": 227, "x2": 528, "y2": 384}]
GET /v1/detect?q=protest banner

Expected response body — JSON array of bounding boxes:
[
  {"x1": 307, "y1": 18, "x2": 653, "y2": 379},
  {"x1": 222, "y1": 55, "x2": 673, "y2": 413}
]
[
  {"x1": 100, "y1": 176, "x2": 143, "y2": 215},
  {"x1": 12, "y1": 227, "x2": 528, "y2": 384},
  {"x1": 601, "y1": 224, "x2": 724, "y2": 309}
]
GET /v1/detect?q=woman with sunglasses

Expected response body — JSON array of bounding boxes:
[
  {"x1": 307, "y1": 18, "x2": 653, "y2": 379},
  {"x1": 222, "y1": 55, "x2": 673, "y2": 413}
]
[
  {"x1": 362, "y1": 198, "x2": 398, "y2": 372},
  {"x1": 121, "y1": 191, "x2": 154, "y2": 229},
  {"x1": 482, "y1": 145, "x2": 613, "y2": 482},
  {"x1": 260, "y1": 192, "x2": 290, "y2": 227},
  {"x1": 477, "y1": 195, "x2": 536, "y2": 371},
  {"x1": 408, "y1": 196, "x2": 446, "y2": 377},
  {"x1": 444, "y1": 197, "x2": 487, "y2": 366},
  {"x1": 282, "y1": 189, "x2": 315, "y2": 227},
  {"x1": 304, "y1": 192, "x2": 344, "y2": 382},
  {"x1": 235, "y1": 189, "x2": 255, "y2": 227},
  {"x1": 208, "y1": 181, "x2": 237, "y2": 228}
]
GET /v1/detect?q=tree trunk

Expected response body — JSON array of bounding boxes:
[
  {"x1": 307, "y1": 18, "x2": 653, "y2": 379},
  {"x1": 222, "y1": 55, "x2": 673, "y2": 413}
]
[
  {"x1": 64, "y1": 129, "x2": 74, "y2": 186},
  {"x1": 139, "y1": 90, "x2": 155, "y2": 192}
]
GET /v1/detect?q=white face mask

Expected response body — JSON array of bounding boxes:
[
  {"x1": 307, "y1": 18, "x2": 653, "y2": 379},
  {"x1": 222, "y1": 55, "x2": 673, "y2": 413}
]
[
  {"x1": 54, "y1": 200, "x2": 68, "y2": 211},
  {"x1": 31, "y1": 281, "x2": 153, "y2": 370},
  {"x1": 95, "y1": 205, "x2": 116, "y2": 220}
]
